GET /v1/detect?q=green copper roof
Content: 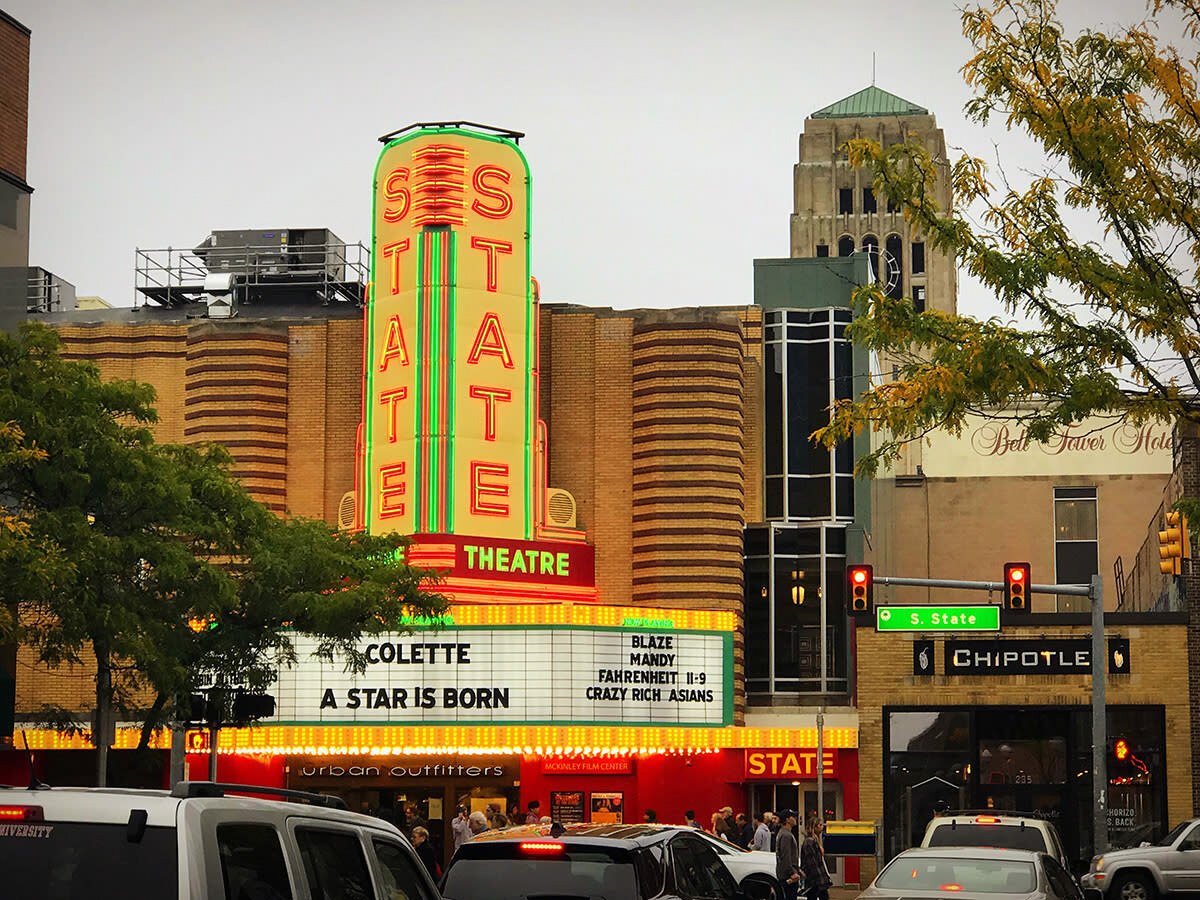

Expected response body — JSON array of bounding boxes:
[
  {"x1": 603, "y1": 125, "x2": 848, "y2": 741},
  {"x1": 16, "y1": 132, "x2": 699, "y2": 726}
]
[{"x1": 810, "y1": 86, "x2": 928, "y2": 119}]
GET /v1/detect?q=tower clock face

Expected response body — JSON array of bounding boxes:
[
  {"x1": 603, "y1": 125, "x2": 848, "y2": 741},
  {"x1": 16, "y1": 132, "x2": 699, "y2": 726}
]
[{"x1": 862, "y1": 243, "x2": 901, "y2": 294}]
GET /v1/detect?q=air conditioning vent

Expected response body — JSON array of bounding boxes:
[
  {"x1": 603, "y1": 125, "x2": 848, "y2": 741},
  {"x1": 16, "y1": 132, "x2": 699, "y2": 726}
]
[
  {"x1": 546, "y1": 488, "x2": 577, "y2": 528},
  {"x1": 337, "y1": 492, "x2": 356, "y2": 531}
]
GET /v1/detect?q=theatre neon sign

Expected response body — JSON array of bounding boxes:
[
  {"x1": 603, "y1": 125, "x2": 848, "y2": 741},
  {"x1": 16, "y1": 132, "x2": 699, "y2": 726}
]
[{"x1": 360, "y1": 127, "x2": 536, "y2": 540}]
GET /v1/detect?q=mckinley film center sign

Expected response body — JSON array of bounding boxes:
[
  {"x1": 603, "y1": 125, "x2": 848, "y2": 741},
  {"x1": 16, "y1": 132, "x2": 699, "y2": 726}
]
[{"x1": 266, "y1": 624, "x2": 733, "y2": 726}]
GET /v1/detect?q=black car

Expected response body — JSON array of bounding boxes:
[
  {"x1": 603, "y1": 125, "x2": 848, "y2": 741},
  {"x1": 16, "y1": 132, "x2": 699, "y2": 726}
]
[{"x1": 442, "y1": 823, "x2": 744, "y2": 900}]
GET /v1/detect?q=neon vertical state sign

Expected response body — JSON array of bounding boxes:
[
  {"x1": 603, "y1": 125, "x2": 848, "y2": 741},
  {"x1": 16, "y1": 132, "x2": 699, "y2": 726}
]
[{"x1": 363, "y1": 127, "x2": 534, "y2": 539}]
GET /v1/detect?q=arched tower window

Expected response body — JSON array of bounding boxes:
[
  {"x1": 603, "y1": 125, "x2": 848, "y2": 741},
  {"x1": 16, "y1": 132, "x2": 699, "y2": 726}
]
[
  {"x1": 837, "y1": 236, "x2": 855, "y2": 257},
  {"x1": 885, "y1": 234, "x2": 904, "y2": 299}
]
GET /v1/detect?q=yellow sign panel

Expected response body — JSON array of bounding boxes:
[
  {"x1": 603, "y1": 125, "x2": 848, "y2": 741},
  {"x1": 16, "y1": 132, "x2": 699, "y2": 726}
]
[{"x1": 364, "y1": 129, "x2": 533, "y2": 539}]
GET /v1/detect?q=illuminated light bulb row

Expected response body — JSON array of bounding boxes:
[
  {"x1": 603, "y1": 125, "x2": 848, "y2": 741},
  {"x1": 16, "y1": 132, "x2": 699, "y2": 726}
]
[{"x1": 188, "y1": 744, "x2": 728, "y2": 757}]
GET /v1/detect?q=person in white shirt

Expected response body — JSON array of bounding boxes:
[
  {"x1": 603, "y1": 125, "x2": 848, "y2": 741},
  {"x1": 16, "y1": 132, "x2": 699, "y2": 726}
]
[{"x1": 752, "y1": 811, "x2": 772, "y2": 851}]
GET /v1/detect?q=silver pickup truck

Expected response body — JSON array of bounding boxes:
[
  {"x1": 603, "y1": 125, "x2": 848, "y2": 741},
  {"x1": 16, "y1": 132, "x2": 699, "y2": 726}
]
[{"x1": 1083, "y1": 819, "x2": 1200, "y2": 900}]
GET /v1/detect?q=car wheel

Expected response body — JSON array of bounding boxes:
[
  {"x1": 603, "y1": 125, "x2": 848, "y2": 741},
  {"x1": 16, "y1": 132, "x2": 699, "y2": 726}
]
[
  {"x1": 1112, "y1": 872, "x2": 1156, "y2": 900},
  {"x1": 740, "y1": 876, "x2": 779, "y2": 900}
]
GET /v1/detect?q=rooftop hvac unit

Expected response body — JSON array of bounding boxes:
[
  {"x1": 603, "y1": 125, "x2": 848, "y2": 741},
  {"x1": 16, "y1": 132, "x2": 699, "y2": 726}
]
[
  {"x1": 203, "y1": 272, "x2": 236, "y2": 318},
  {"x1": 337, "y1": 492, "x2": 357, "y2": 531},
  {"x1": 546, "y1": 488, "x2": 577, "y2": 528},
  {"x1": 194, "y1": 228, "x2": 347, "y2": 281}
]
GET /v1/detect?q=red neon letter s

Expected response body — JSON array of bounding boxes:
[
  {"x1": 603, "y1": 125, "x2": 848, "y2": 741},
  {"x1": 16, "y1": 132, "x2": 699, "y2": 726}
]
[
  {"x1": 470, "y1": 462, "x2": 510, "y2": 517},
  {"x1": 383, "y1": 168, "x2": 411, "y2": 222},
  {"x1": 471, "y1": 165, "x2": 513, "y2": 220}
]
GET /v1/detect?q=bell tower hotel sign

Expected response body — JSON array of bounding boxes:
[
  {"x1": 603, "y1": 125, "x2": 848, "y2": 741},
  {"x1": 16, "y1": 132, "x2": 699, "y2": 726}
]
[
  {"x1": 355, "y1": 125, "x2": 596, "y2": 603},
  {"x1": 919, "y1": 413, "x2": 1172, "y2": 478}
]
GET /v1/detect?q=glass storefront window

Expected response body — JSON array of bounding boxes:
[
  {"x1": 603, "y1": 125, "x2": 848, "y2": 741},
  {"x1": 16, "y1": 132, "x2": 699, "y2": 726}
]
[{"x1": 883, "y1": 706, "x2": 1167, "y2": 871}]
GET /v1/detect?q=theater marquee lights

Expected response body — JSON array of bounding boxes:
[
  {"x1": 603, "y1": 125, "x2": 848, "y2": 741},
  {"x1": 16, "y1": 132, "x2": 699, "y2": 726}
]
[{"x1": 361, "y1": 127, "x2": 537, "y2": 541}]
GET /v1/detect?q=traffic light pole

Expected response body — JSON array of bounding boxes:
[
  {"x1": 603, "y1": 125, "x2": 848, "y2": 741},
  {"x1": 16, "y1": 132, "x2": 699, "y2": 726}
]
[{"x1": 868, "y1": 572, "x2": 1107, "y2": 855}]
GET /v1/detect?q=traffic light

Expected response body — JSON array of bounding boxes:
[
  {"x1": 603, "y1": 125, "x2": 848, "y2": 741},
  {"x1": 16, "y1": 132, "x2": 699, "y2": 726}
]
[
  {"x1": 1159, "y1": 511, "x2": 1190, "y2": 576},
  {"x1": 1003, "y1": 562, "x2": 1031, "y2": 613},
  {"x1": 847, "y1": 565, "x2": 873, "y2": 618},
  {"x1": 232, "y1": 691, "x2": 276, "y2": 723}
]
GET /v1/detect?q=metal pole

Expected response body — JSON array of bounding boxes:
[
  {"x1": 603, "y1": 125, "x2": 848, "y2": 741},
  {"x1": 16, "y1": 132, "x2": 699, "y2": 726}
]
[
  {"x1": 816, "y1": 708, "x2": 825, "y2": 824},
  {"x1": 208, "y1": 725, "x2": 218, "y2": 782},
  {"x1": 1091, "y1": 573, "x2": 1108, "y2": 856},
  {"x1": 169, "y1": 725, "x2": 186, "y2": 786}
]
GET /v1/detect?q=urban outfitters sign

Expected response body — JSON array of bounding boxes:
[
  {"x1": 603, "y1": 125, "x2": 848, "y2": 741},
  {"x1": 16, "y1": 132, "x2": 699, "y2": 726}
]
[
  {"x1": 267, "y1": 625, "x2": 732, "y2": 726},
  {"x1": 943, "y1": 638, "x2": 1131, "y2": 676}
]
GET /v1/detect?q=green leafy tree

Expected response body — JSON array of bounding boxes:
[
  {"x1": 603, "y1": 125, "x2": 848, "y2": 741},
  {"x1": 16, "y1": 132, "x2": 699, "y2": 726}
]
[
  {"x1": 815, "y1": 0, "x2": 1200, "y2": 475},
  {"x1": 0, "y1": 324, "x2": 443, "y2": 784}
]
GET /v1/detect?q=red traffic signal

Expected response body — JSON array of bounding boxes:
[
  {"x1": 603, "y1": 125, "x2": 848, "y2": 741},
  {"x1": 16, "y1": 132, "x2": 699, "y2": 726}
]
[
  {"x1": 847, "y1": 565, "x2": 873, "y2": 618},
  {"x1": 1003, "y1": 562, "x2": 1031, "y2": 613}
]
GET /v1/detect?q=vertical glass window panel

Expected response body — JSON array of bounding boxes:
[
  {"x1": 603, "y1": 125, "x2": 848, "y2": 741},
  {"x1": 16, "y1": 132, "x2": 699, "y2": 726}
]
[
  {"x1": 824, "y1": 560, "x2": 849, "y2": 680},
  {"x1": 744, "y1": 555, "x2": 770, "y2": 681},
  {"x1": 766, "y1": 310, "x2": 783, "y2": 325},
  {"x1": 861, "y1": 235, "x2": 879, "y2": 283},
  {"x1": 1107, "y1": 707, "x2": 1167, "y2": 849},
  {"x1": 886, "y1": 195, "x2": 899, "y2": 213},
  {"x1": 766, "y1": 477, "x2": 785, "y2": 518},
  {"x1": 913, "y1": 285, "x2": 927, "y2": 312},
  {"x1": 744, "y1": 526, "x2": 769, "y2": 557},
  {"x1": 885, "y1": 710, "x2": 972, "y2": 858},
  {"x1": 790, "y1": 477, "x2": 832, "y2": 518},
  {"x1": 787, "y1": 340, "x2": 831, "y2": 475},
  {"x1": 835, "y1": 475, "x2": 854, "y2": 518},
  {"x1": 863, "y1": 188, "x2": 877, "y2": 214},
  {"x1": 885, "y1": 234, "x2": 904, "y2": 299},
  {"x1": 1055, "y1": 497, "x2": 1098, "y2": 540},
  {"x1": 779, "y1": 526, "x2": 822, "y2": 556},
  {"x1": 824, "y1": 527, "x2": 847, "y2": 556},
  {"x1": 774, "y1": 556, "x2": 822, "y2": 683},
  {"x1": 911, "y1": 241, "x2": 926, "y2": 274},
  {"x1": 833, "y1": 341, "x2": 852, "y2": 401},
  {"x1": 839, "y1": 188, "x2": 854, "y2": 214},
  {"x1": 816, "y1": 243, "x2": 829, "y2": 257},
  {"x1": 838, "y1": 235, "x2": 855, "y2": 257},
  {"x1": 1056, "y1": 541, "x2": 1099, "y2": 585},
  {"x1": 765, "y1": 342, "x2": 784, "y2": 476}
]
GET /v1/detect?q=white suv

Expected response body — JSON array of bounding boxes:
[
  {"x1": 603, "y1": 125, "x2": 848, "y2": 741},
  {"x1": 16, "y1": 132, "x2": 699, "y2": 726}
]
[
  {"x1": 921, "y1": 811, "x2": 1071, "y2": 872},
  {"x1": 0, "y1": 780, "x2": 440, "y2": 900}
]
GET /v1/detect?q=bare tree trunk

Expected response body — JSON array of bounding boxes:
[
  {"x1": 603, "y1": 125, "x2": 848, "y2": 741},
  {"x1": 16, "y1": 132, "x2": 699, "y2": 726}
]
[
  {"x1": 136, "y1": 692, "x2": 167, "y2": 752},
  {"x1": 94, "y1": 644, "x2": 111, "y2": 787}
]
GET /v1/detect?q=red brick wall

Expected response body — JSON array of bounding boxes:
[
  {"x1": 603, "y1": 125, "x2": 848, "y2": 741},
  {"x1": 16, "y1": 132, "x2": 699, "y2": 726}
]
[{"x1": 0, "y1": 14, "x2": 30, "y2": 180}]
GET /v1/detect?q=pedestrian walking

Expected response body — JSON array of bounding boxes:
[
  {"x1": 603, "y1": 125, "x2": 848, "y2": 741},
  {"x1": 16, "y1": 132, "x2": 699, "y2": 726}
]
[
  {"x1": 751, "y1": 811, "x2": 772, "y2": 851},
  {"x1": 643, "y1": 809, "x2": 658, "y2": 823},
  {"x1": 467, "y1": 810, "x2": 489, "y2": 839},
  {"x1": 526, "y1": 800, "x2": 541, "y2": 824},
  {"x1": 800, "y1": 818, "x2": 832, "y2": 900},
  {"x1": 684, "y1": 809, "x2": 699, "y2": 828},
  {"x1": 710, "y1": 811, "x2": 728, "y2": 839},
  {"x1": 775, "y1": 809, "x2": 802, "y2": 900},
  {"x1": 411, "y1": 826, "x2": 440, "y2": 880},
  {"x1": 735, "y1": 813, "x2": 754, "y2": 849},
  {"x1": 452, "y1": 806, "x2": 472, "y2": 853}
]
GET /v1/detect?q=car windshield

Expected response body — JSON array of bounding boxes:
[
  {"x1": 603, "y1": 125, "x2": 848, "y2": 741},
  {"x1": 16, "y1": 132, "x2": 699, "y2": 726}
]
[
  {"x1": 0, "y1": 820, "x2": 178, "y2": 899},
  {"x1": 1157, "y1": 821, "x2": 1193, "y2": 847},
  {"x1": 928, "y1": 823, "x2": 1048, "y2": 853},
  {"x1": 877, "y1": 856, "x2": 1037, "y2": 894},
  {"x1": 443, "y1": 846, "x2": 638, "y2": 900}
]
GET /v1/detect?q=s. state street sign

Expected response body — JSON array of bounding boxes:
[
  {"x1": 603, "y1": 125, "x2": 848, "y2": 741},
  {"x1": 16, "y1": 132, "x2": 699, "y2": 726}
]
[{"x1": 876, "y1": 605, "x2": 1001, "y2": 633}]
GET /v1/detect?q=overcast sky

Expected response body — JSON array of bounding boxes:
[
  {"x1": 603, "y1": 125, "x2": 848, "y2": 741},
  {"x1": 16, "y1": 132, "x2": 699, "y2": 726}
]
[{"x1": 6, "y1": 0, "x2": 1181, "y2": 319}]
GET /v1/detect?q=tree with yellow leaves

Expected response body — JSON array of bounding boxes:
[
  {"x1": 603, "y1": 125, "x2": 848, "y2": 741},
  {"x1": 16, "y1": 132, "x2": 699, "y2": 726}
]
[{"x1": 815, "y1": 0, "x2": 1200, "y2": 476}]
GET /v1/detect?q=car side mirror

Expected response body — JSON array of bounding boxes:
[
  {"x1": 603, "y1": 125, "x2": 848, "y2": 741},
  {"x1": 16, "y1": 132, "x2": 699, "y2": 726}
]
[{"x1": 1083, "y1": 889, "x2": 1103, "y2": 900}]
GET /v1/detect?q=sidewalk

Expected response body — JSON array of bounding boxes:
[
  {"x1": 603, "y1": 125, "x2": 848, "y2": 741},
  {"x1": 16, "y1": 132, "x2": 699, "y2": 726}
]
[{"x1": 830, "y1": 887, "x2": 862, "y2": 900}]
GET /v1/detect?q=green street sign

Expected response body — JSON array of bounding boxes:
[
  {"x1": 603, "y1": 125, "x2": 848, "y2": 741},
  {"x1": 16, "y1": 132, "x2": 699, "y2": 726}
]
[{"x1": 876, "y1": 605, "x2": 1001, "y2": 633}]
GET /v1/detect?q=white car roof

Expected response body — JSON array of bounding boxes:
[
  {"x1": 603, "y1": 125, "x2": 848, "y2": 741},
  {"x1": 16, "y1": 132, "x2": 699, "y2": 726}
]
[{"x1": 0, "y1": 786, "x2": 405, "y2": 835}]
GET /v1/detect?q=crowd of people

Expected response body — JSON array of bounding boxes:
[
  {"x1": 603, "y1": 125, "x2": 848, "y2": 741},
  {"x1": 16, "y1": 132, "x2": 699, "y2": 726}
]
[{"x1": 659, "y1": 806, "x2": 832, "y2": 900}]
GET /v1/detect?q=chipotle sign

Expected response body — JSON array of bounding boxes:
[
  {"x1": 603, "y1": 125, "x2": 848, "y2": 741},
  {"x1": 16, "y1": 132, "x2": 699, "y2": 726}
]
[{"x1": 745, "y1": 750, "x2": 837, "y2": 779}]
